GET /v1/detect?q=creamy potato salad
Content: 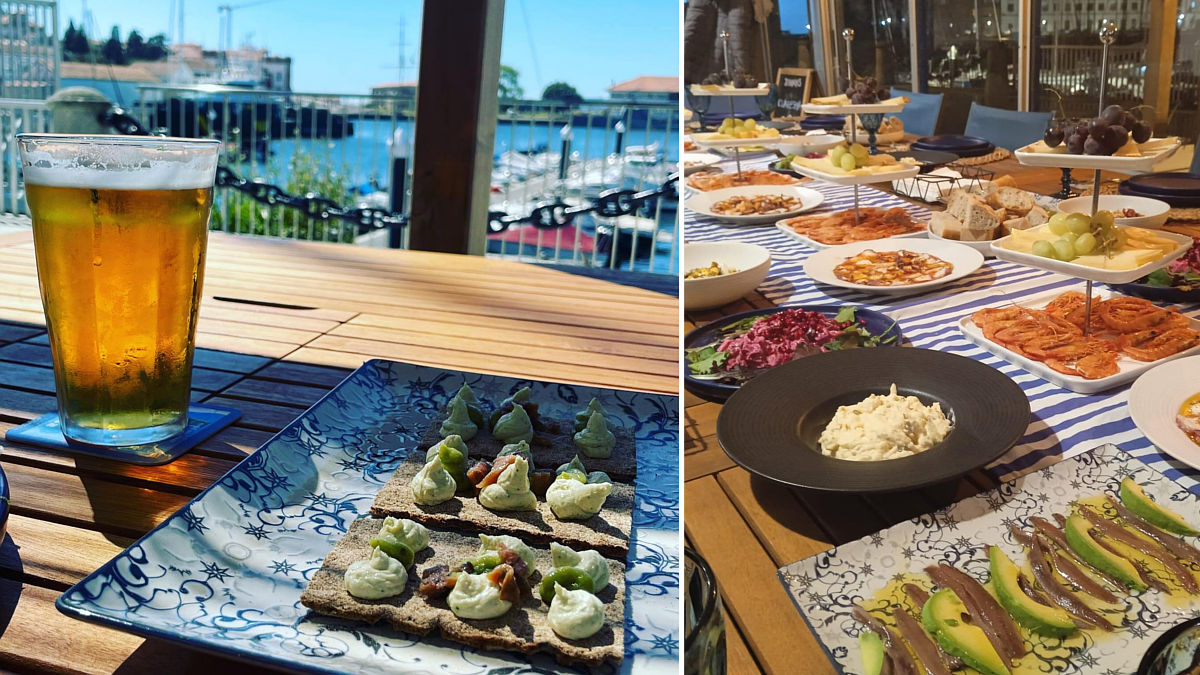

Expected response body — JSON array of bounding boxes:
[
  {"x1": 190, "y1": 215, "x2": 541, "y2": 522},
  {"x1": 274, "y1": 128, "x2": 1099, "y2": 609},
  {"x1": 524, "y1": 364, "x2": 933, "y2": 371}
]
[{"x1": 818, "y1": 384, "x2": 952, "y2": 461}]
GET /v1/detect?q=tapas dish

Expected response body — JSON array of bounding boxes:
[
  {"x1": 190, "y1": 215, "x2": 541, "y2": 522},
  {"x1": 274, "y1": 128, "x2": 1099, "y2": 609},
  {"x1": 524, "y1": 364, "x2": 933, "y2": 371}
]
[
  {"x1": 777, "y1": 206, "x2": 927, "y2": 248},
  {"x1": 685, "y1": 169, "x2": 801, "y2": 192},
  {"x1": 1129, "y1": 356, "x2": 1200, "y2": 472},
  {"x1": 1112, "y1": 237, "x2": 1200, "y2": 303},
  {"x1": 991, "y1": 221, "x2": 1193, "y2": 285},
  {"x1": 960, "y1": 289, "x2": 1200, "y2": 393},
  {"x1": 784, "y1": 142, "x2": 920, "y2": 182},
  {"x1": 686, "y1": 185, "x2": 823, "y2": 224},
  {"x1": 804, "y1": 240, "x2": 984, "y2": 295},
  {"x1": 683, "y1": 241, "x2": 772, "y2": 311},
  {"x1": 782, "y1": 443, "x2": 1200, "y2": 675}
]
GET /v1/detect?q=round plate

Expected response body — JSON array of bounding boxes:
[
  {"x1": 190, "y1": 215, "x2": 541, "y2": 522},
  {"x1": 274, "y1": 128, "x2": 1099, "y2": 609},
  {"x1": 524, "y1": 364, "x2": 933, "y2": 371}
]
[
  {"x1": 1109, "y1": 281, "x2": 1200, "y2": 304},
  {"x1": 1119, "y1": 181, "x2": 1200, "y2": 208},
  {"x1": 804, "y1": 239, "x2": 985, "y2": 295},
  {"x1": 1123, "y1": 172, "x2": 1200, "y2": 196},
  {"x1": 682, "y1": 151, "x2": 723, "y2": 175},
  {"x1": 911, "y1": 134, "x2": 991, "y2": 151},
  {"x1": 1129, "y1": 356, "x2": 1200, "y2": 471},
  {"x1": 800, "y1": 115, "x2": 846, "y2": 130},
  {"x1": 717, "y1": 348, "x2": 1030, "y2": 492},
  {"x1": 890, "y1": 150, "x2": 959, "y2": 173},
  {"x1": 684, "y1": 305, "x2": 903, "y2": 402},
  {"x1": 685, "y1": 184, "x2": 824, "y2": 224}
]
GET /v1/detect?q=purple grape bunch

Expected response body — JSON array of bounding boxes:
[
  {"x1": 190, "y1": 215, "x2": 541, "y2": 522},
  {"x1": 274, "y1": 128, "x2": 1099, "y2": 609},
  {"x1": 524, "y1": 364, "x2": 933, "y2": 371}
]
[
  {"x1": 1043, "y1": 105, "x2": 1152, "y2": 156},
  {"x1": 843, "y1": 76, "x2": 889, "y2": 105}
]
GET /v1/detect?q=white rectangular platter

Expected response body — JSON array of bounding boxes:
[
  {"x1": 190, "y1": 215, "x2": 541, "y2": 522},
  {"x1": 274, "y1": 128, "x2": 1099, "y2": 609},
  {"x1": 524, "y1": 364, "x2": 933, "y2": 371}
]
[
  {"x1": 775, "y1": 219, "x2": 928, "y2": 250},
  {"x1": 689, "y1": 84, "x2": 770, "y2": 96},
  {"x1": 782, "y1": 160, "x2": 920, "y2": 186},
  {"x1": 1014, "y1": 137, "x2": 1181, "y2": 172},
  {"x1": 802, "y1": 102, "x2": 906, "y2": 115},
  {"x1": 990, "y1": 227, "x2": 1194, "y2": 284},
  {"x1": 691, "y1": 133, "x2": 788, "y2": 150},
  {"x1": 779, "y1": 443, "x2": 1200, "y2": 675},
  {"x1": 959, "y1": 287, "x2": 1200, "y2": 393}
]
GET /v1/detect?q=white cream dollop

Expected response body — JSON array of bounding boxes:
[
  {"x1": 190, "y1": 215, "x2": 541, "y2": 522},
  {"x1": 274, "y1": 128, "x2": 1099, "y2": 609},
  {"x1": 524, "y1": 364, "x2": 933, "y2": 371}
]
[
  {"x1": 447, "y1": 571, "x2": 511, "y2": 619},
  {"x1": 546, "y1": 476, "x2": 612, "y2": 520},
  {"x1": 478, "y1": 456, "x2": 537, "y2": 511},
  {"x1": 376, "y1": 517, "x2": 430, "y2": 553},
  {"x1": 344, "y1": 546, "x2": 409, "y2": 599},
  {"x1": 410, "y1": 454, "x2": 457, "y2": 505},
  {"x1": 548, "y1": 583, "x2": 605, "y2": 639},
  {"x1": 818, "y1": 384, "x2": 952, "y2": 461}
]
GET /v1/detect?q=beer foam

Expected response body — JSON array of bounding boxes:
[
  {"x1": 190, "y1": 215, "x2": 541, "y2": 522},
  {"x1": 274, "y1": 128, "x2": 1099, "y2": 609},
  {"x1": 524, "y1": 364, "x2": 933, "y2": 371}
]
[{"x1": 20, "y1": 137, "x2": 219, "y2": 190}]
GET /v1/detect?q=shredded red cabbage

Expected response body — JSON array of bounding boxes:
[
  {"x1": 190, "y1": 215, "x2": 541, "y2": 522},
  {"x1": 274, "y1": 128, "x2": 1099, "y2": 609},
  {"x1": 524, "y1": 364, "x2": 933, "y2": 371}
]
[
  {"x1": 1167, "y1": 238, "x2": 1200, "y2": 277},
  {"x1": 718, "y1": 309, "x2": 847, "y2": 370}
]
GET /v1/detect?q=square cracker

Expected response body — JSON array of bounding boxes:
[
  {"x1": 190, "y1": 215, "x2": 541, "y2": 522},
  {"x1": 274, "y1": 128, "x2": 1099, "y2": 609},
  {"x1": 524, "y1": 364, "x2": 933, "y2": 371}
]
[
  {"x1": 300, "y1": 517, "x2": 625, "y2": 667},
  {"x1": 418, "y1": 413, "x2": 638, "y2": 482},
  {"x1": 371, "y1": 452, "x2": 632, "y2": 557}
]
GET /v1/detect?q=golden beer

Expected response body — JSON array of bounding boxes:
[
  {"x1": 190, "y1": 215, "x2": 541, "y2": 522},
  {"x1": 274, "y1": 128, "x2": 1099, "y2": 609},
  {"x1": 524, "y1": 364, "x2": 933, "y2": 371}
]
[{"x1": 18, "y1": 135, "x2": 219, "y2": 446}]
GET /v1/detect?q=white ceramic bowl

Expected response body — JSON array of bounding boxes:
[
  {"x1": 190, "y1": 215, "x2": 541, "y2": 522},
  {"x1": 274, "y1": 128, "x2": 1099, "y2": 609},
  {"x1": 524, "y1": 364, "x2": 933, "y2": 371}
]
[
  {"x1": 927, "y1": 218, "x2": 994, "y2": 257},
  {"x1": 686, "y1": 185, "x2": 824, "y2": 224},
  {"x1": 777, "y1": 133, "x2": 845, "y2": 157},
  {"x1": 684, "y1": 242, "x2": 772, "y2": 310},
  {"x1": 1056, "y1": 195, "x2": 1171, "y2": 229}
]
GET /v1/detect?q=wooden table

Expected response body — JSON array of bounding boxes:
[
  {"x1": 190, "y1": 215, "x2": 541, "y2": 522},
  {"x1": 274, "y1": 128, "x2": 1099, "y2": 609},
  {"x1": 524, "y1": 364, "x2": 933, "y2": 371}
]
[
  {"x1": 683, "y1": 156, "x2": 1200, "y2": 674},
  {"x1": 0, "y1": 227, "x2": 677, "y2": 674}
]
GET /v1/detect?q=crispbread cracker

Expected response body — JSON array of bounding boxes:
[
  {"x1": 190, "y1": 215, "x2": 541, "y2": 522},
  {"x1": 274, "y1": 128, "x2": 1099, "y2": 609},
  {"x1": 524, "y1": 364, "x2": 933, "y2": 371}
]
[
  {"x1": 419, "y1": 412, "x2": 638, "y2": 482},
  {"x1": 371, "y1": 452, "x2": 632, "y2": 556},
  {"x1": 300, "y1": 518, "x2": 625, "y2": 666}
]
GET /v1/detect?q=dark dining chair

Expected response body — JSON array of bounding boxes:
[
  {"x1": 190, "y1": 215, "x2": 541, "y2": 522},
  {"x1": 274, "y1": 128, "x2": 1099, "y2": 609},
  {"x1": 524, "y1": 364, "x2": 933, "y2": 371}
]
[
  {"x1": 963, "y1": 103, "x2": 1053, "y2": 151},
  {"x1": 889, "y1": 89, "x2": 943, "y2": 138}
]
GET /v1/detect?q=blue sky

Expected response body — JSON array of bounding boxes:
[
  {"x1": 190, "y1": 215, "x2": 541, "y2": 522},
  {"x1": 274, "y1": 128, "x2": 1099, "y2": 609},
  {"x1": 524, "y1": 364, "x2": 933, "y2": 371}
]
[{"x1": 62, "y1": 0, "x2": 680, "y2": 98}]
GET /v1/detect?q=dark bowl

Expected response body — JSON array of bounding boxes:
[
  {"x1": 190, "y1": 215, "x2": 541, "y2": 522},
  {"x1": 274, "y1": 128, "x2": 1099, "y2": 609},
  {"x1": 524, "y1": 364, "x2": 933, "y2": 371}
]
[
  {"x1": 684, "y1": 306, "x2": 903, "y2": 402},
  {"x1": 1109, "y1": 281, "x2": 1200, "y2": 304},
  {"x1": 1138, "y1": 617, "x2": 1200, "y2": 675},
  {"x1": 890, "y1": 150, "x2": 960, "y2": 173},
  {"x1": 716, "y1": 347, "x2": 1030, "y2": 492}
]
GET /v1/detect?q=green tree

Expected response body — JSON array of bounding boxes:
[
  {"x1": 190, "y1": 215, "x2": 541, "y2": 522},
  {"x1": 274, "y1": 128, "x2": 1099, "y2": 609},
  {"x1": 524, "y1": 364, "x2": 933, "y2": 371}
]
[
  {"x1": 63, "y1": 20, "x2": 77, "y2": 60},
  {"x1": 499, "y1": 65, "x2": 523, "y2": 99},
  {"x1": 64, "y1": 21, "x2": 89, "y2": 60},
  {"x1": 102, "y1": 26, "x2": 125, "y2": 64},
  {"x1": 145, "y1": 33, "x2": 168, "y2": 60},
  {"x1": 126, "y1": 29, "x2": 145, "y2": 59},
  {"x1": 541, "y1": 81, "x2": 583, "y2": 105}
]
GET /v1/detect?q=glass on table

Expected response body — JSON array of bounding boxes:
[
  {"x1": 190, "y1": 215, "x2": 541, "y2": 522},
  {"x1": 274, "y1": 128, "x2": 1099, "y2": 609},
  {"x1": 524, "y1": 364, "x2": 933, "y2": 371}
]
[
  {"x1": 16, "y1": 134, "x2": 220, "y2": 447},
  {"x1": 685, "y1": 547, "x2": 727, "y2": 675}
]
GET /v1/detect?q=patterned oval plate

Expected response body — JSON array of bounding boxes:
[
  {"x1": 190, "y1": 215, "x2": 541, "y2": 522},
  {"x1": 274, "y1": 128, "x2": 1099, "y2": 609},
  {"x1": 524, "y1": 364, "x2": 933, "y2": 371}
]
[{"x1": 56, "y1": 359, "x2": 680, "y2": 674}]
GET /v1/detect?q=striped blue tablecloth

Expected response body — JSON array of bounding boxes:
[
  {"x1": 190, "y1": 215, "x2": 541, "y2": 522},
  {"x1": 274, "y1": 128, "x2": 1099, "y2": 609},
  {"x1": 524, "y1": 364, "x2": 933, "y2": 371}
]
[{"x1": 685, "y1": 155, "x2": 1200, "y2": 492}]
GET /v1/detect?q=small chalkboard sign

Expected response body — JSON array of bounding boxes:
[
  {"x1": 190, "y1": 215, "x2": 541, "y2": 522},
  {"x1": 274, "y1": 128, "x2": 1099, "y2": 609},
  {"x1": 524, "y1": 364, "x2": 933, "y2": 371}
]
[{"x1": 773, "y1": 68, "x2": 814, "y2": 120}]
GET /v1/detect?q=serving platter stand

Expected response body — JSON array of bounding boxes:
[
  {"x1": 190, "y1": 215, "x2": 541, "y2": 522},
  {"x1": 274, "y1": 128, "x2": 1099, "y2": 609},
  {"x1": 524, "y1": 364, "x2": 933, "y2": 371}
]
[
  {"x1": 790, "y1": 28, "x2": 909, "y2": 226},
  {"x1": 1008, "y1": 20, "x2": 1182, "y2": 338}
]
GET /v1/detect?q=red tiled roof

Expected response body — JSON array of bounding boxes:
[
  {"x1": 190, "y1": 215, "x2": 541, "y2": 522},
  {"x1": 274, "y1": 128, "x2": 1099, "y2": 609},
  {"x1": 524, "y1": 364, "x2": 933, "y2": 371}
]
[{"x1": 608, "y1": 75, "x2": 678, "y2": 93}]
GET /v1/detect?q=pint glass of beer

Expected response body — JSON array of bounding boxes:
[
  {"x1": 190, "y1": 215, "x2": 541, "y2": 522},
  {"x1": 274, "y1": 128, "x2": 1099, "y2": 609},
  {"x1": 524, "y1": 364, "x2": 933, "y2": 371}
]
[{"x1": 16, "y1": 135, "x2": 220, "y2": 446}]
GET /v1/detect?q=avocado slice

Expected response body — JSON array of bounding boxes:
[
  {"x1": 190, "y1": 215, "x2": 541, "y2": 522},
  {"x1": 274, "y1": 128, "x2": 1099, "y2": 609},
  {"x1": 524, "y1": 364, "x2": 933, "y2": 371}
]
[
  {"x1": 858, "y1": 631, "x2": 885, "y2": 675},
  {"x1": 1119, "y1": 478, "x2": 1200, "y2": 536},
  {"x1": 1063, "y1": 513, "x2": 1147, "y2": 592},
  {"x1": 921, "y1": 588, "x2": 1011, "y2": 675},
  {"x1": 988, "y1": 546, "x2": 1075, "y2": 637}
]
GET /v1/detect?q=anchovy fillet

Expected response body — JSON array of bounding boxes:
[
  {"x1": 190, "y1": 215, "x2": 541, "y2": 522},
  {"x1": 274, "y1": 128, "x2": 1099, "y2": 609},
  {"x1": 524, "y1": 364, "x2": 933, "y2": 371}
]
[
  {"x1": 1078, "y1": 505, "x2": 1199, "y2": 594},
  {"x1": 1106, "y1": 495, "x2": 1200, "y2": 567},
  {"x1": 925, "y1": 564, "x2": 1025, "y2": 662},
  {"x1": 902, "y1": 584, "x2": 964, "y2": 671},
  {"x1": 1029, "y1": 537, "x2": 1109, "y2": 631},
  {"x1": 1032, "y1": 516, "x2": 1128, "y2": 590},
  {"x1": 852, "y1": 605, "x2": 917, "y2": 675},
  {"x1": 892, "y1": 609, "x2": 954, "y2": 675}
]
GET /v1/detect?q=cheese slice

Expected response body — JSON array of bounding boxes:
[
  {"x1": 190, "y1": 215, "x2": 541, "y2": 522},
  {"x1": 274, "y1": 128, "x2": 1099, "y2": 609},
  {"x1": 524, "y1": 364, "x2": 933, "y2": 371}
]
[
  {"x1": 1114, "y1": 137, "x2": 1141, "y2": 157},
  {"x1": 1073, "y1": 248, "x2": 1163, "y2": 269}
]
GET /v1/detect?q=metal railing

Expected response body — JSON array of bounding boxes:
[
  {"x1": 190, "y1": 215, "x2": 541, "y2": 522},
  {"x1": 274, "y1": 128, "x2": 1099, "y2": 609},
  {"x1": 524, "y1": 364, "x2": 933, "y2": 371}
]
[
  {"x1": 0, "y1": 96, "x2": 49, "y2": 213},
  {"x1": 0, "y1": 0, "x2": 59, "y2": 100},
  {"x1": 1037, "y1": 44, "x2": 1146, "y2": 99}
]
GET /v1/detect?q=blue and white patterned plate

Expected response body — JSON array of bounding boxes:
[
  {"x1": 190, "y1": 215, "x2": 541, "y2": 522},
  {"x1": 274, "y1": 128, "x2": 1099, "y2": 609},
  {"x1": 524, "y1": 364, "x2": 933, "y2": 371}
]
[
  {"x1": 56, "y1": 359, "x2": 680, "y2": 674},
  {"x1": 779, "y1": 443, "x2": 1200, "y2": 674}
]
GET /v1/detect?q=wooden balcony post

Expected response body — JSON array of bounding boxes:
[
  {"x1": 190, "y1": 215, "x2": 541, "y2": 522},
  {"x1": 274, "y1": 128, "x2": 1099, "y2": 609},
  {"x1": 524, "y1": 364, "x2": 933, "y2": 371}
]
[
  {"x1": 1144, "y1": 0, "x2": 1178, "y2": 136},
  {"x1": 408, "y1": 0, "x2": 505, "y2": 255}
]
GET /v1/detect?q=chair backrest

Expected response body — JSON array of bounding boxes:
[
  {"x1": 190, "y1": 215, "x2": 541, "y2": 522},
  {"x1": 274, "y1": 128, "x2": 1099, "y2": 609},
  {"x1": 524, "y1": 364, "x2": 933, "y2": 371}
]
[
  {"x1": 964, "y1": 103, "x2": 1052, "y2": 151},
  {"x1": 889, "y1": 89, "x2": 943, "y2": 138}
]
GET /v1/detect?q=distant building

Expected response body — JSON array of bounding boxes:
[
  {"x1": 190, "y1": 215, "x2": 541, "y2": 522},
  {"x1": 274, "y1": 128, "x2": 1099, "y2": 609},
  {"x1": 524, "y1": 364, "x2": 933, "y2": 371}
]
[
  {"x1": 607, "y1": 75, "x2": 679, "y2": 104},
  {"x1": 60, "y1": 62, "x2": 157, "y2": 105},
  {"x1": 370, "y1": 81, "x2": 418, "y2": 115},
  {"x1": 0, "y1": 3, "x2": 58, "y2": 99},
  {"x1": 167, "y1": 42, "x2": 292, "y2": 90}
]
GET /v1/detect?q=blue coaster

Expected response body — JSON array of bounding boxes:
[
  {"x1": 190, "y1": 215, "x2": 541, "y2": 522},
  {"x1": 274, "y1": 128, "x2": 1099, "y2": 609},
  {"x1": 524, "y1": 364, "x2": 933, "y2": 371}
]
[{"x1": 4, "y1": 404, "x2": 242, "y2": 465}]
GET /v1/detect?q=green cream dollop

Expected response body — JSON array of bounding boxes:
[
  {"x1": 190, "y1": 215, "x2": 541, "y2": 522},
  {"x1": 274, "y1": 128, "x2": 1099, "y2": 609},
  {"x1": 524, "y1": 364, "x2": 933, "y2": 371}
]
[
  {"x1": 478, "y1": 533, "x2": 536, "y2": 571},
  {"x1": 454, "y1": 383, "x2": 479, "y2": 404},
  {"x1": 344, "y1": 546, "x2": 409, "y2": 599},
  {"x1": 447, "y1": 571, "x2": 511, "y2": 619},
  {"x1": 376, "y1": 517, "x2": 430, "y2": 553},
  {"x1": 575, "y1": 398, "x2": 612, "y2": 430},
  {"x1": 425, "y1": 434, "x2": 469, "y2": 462},
  {"x1": 410, "y1": 454, "x2": 457, "y2": 505},
  {"x1": 547, "y1": 474, "x2": 613, "y2": 519},
  {"x1": 493, "y1": 402, "x2": 534, "y2": 444},
  {"x1": 573, "y1": 410, "x2": 615, "y2": 458},
  {"x1": 503, "y1": 386, "x2": 532, "y2": 407},
  {"x1": 440, "y1": 396, "x2": 478, "y2": 440},
  {"x1": 479, "y1": 456, "x2": 537, "y2": 511},
  {"x1": 496, "y1": 440, "x2": 534, "y2": 469},
  {"x1": 550, "y1": 542, "x2": 609, "y2": 591},
  {"x1": 548, "y1": 584, "x2": 605, "y2": 639}
]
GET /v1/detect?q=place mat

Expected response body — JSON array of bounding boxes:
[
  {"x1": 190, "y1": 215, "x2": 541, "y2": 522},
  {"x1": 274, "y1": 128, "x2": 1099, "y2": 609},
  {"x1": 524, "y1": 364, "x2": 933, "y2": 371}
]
[
  {"x1": 683, "y1": 151, "x2": 1200, "y2": 489},
  {"x1": 4, "y1": 404, "x2": 242, "y2": 465},
  {"x1": 951, "y1": 146, "x2": 1012, "y2": 165}
]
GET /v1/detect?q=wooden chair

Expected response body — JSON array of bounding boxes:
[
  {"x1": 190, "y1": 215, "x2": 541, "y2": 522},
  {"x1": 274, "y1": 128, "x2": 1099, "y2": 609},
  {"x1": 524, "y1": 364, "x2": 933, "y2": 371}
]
[{"x1": 964, "y1": 103, "x2": 1052, "y2": 151}]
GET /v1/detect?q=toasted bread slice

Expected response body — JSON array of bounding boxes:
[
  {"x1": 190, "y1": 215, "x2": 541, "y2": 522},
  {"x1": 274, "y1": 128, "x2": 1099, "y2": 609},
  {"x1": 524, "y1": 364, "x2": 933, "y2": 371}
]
[{"x1": 300, "y1": 518, "x2": 625, "y2": 667}]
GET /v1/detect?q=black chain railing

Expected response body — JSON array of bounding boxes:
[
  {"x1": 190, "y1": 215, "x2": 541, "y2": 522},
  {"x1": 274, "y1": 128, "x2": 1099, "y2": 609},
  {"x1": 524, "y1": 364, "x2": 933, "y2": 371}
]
[
  {"x1": 215, "y1": 166, "x2": 409, "y2": 232},
  {"x1": 485, "y1": 176, "x2": 678, "y2": 234}
]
